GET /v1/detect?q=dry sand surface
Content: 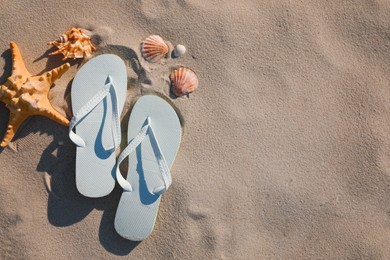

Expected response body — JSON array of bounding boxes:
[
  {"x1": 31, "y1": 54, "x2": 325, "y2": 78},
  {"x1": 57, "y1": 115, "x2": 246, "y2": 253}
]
[{"x1": 0, "y1": 0, "x2": 389, "y2": 259}]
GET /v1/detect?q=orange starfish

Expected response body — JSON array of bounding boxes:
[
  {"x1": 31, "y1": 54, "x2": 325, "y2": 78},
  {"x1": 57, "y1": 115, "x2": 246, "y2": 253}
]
[{"x1": 0, "y1": 42, "x2": 70, "y2": 147}]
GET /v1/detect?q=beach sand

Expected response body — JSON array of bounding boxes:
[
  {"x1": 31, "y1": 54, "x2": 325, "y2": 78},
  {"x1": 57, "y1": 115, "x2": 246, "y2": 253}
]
[{"x1": 0, "y1": 0, "x2": 389, "y2": 259}]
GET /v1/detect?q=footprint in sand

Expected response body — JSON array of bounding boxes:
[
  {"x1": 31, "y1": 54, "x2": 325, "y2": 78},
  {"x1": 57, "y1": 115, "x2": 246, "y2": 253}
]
[
  {"x1": 186, "y1": 204, "x2": 222, "y2": 256},
  {"x1": 139, "y1": 0, "x2": 171, "y2": 19}
]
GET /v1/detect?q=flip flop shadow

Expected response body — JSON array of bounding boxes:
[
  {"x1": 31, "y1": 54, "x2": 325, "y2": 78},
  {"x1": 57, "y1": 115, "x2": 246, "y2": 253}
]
[{"x1": 1, "y1": 43, "x2": 150, "y2": 254}]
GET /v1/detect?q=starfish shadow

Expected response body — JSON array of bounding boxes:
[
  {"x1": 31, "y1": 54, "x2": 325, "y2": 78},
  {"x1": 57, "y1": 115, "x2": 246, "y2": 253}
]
[
  {"x1": 0, "y1": 49, "x2": 12, "y2": 153},
  {"x1": 0, "y1": 49, "x2": 12, "y2": 83},
  {"x1": 0, "y1": 103, "x2": 8, "y2": 154}
]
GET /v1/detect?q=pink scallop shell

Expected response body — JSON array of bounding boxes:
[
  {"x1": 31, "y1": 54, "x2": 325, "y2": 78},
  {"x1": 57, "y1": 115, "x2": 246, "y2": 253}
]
[
  {"x1": 169, "y1": 67, "x2": 199, "y2": 97},
  {"x1": 141, "y1": 35, "x2": 169, "y2": 63}
]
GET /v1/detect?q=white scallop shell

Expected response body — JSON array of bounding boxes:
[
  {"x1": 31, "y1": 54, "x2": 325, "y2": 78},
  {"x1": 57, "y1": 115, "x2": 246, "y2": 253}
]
[
  {"x1": 141, "y1": 35, "x2": 169, "y2": 62},
  {"x1": 169, "y1": 67, "x2": 198, "y2": 97}
]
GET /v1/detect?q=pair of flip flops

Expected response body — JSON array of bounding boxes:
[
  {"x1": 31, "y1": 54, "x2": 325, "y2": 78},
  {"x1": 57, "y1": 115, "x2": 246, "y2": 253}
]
[{"x1": 68, "y1": 54, "x2": 181, "y2": 241}]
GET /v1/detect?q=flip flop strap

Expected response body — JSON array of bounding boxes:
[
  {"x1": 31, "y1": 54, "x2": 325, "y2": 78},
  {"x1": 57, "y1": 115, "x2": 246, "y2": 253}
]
[
  {"x1": 69, "y1": 75, "x2": 121, "y2": 153},
  {"x1": 116, "y1": 117, "x2": 172, "y2": 195}
]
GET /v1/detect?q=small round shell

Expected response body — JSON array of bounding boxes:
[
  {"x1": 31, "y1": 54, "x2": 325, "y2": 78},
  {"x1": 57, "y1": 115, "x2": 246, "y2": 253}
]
[
  {"x1": 169, "y1": 67, "x2": 199, "y2": 97},
  {"x1": 141, "y1": 35, "x2": 169, "y2": 63},
  {"x1": 173, "y1": 44, "x2": 186, "y2": 58}
]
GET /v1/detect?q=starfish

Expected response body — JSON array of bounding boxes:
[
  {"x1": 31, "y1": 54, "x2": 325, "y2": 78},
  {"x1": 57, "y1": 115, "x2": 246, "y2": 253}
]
[{"x1": 0, "y1": 42, "x2": 70, "y2": 147}]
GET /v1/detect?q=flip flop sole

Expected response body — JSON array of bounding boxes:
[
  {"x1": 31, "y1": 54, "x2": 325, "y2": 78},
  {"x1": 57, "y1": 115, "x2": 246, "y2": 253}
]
[
  {"x1": 71, "y1": 54, "x2": 127, "y2": 198},
  {"x1": 114, "y1": 95, "x2": 181, "y2": 241}
]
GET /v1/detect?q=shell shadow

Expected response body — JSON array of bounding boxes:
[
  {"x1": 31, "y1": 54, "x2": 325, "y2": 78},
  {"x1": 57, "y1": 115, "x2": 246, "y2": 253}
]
[
  {"x1": 169, "y1": 91, "x2": 191, "y2": 100},
  {"x1": 35, "y1": 46, "x2": 84, "y2": 74}
]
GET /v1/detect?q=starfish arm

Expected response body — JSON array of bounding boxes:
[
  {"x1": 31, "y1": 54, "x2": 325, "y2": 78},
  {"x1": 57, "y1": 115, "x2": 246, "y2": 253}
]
[
  {"x1": 38, "y1": 105, "x2": 69, "y2": 127},
  {"x1": 1, "y1": 112, "x2": 28, "y2": 147},
  {"x1": 45, "y1": 63, "x2": 70, "y2": 85},
  {"x1": 9, "y1": 42, "x2": 31, "y2": 79}
]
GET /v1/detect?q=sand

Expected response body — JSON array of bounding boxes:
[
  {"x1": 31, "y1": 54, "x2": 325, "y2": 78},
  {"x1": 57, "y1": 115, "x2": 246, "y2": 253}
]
[{"x1": 0, "y1": 0, "x2": 389, "y2": 259}]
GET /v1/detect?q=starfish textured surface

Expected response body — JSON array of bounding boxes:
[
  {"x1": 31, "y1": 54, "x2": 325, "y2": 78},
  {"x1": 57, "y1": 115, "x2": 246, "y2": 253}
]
[{"x1": 0, "y1": 42, "x2": 70, "y2": 147}]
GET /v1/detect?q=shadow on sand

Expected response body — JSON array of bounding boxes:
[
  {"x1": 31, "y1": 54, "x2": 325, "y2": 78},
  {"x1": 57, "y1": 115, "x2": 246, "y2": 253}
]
[
  {"x1": 0, "y1": 44, "x2": 153, "y2": 254},
  {"x1": 44, "y1": 45, "x2": 149, "y2": 255}
]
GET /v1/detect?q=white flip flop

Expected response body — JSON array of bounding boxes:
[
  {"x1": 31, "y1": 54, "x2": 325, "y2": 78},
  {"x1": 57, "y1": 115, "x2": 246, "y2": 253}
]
[
  {"x1": 115, "y1": 95, "x2": 181, "y2": 241},
  {"x1": 69, "y1": 54, "x2": 127, "y2": 198}
]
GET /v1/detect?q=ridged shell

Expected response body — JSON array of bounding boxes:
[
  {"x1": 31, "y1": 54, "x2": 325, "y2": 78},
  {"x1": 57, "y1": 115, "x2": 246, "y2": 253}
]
[
  {"x1": 141, "y1": 35, "x2": 169, "y2": 63},
  {"x1": 48, "y1": 28, "x2": 96, "y2": 60},
  {"x1": 53, "y1": 34, "x2": 68, "y2": 43},
  {"x1": 169, "y1": 67, "x2": 199, "y2": 97}
]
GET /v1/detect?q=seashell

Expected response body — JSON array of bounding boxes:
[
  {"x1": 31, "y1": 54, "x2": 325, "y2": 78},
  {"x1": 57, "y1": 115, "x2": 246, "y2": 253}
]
[
  {"x1": 173, "y1": 44, "x2": 186, "y2": 58},
  {"x1": 0, "y1": 42, "x2": 70, "y2": 147},
  {"x1": 50, "y1": 34, "x2": 68, "y2": 44},
  {"x1": 169, "y1": 67, "x2": 199, "y2": 97},
  {"x1": 48, "y1": 28, "x2": 96, "y2": 60},
  {"x1": 141, "y1": 35, "x2": 169, "y2": 62}
]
